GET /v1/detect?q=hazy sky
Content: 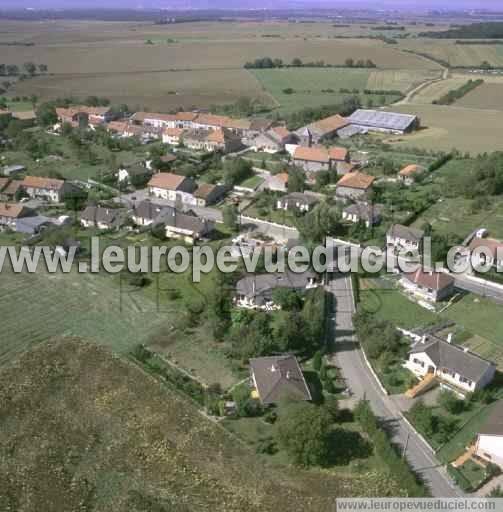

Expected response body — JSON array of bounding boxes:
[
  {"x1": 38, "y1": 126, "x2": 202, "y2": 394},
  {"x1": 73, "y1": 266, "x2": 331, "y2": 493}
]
[{"x1": 1, "y1": 0, "x2": 503, "y2": 10}]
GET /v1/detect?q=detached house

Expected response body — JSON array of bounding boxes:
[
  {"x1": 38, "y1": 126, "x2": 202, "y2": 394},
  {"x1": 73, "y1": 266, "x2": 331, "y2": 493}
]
[
  {"x1": 335, "y1": 172, "x2": 375, "y2": 200},
  {"x1": 132, "y1": 200, "x2": 172, "y2": 226},
  {"x1": 80, "y1": 206, "x2": 126, "y2": 230},
  {"x1": 468, "y1": 237, "x2": 503, "y2": 271},
  {"x1": 276, "y1": 192, "x2": 318, "y2": 213},
  {"x1": 398, "y1": 164, "x2": 423, "y2": 186},
  {"x1": 117, "y1": 163, "x2": 152, "y2": 184},
  {"x1": 267, "y1": 172, "x2": 289, "y2": 192},
  {"x1": 147, "y1": 173, "x2": 196, "y2": 204},
  {"x1": 400, "y1": 269, "x2": 455, "y2": 302},
  {"x1": 342, "y1": 202, "x2": 382, "y2": 227},
  {"x1": 0, "y1": 202, "x2": 36, "y2": 229},
  {"x1": 234, "y1": 271, "x2": 318, "y2": 310},
  {"x1": 250, "y1": 355, "x2": 312, "y2": 405},
  {"x1": 156, "y1": 209, "x2": 214, "y2": 244},
  {"x1": 253, "y1": 126, "x2": 295, "y2": 154},
  {"x1": 386, "y1": 224, "x2": 424, "y2": 253},
  {"x1": 405, "y1": 334, "x2": 496, "y2": 395},
  {"x1": 193, "y1": 183, "x2": 227, "y2": 207},
  {"x1": 22, "y1": 176, "x2": 76, "y2": 203},
  {"x1": 293, "y1": 146, "x2": 330, "y2": 173},
  {"x1": 475, "y1": 401, "x2": 503, "y2": 468}
]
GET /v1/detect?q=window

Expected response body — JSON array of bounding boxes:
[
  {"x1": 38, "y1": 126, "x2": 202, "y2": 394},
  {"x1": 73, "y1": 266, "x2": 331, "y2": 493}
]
[
  {"x1": 459, "y1": 376, "x2": 473, "y2": 386},
  {"x1": 413, "y1": 358, "x2": 424, "y2": 367}
]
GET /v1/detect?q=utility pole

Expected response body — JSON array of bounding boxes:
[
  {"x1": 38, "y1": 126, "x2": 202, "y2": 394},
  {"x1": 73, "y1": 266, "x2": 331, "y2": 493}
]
[{"x1": 402, "y1": 432, "x2": 410, "y2": 459}]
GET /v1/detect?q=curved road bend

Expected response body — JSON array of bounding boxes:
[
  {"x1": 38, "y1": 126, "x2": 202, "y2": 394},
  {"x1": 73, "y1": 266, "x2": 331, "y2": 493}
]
[{"x1": 327, "y1": 274, "x2": 463, "y2": 498}]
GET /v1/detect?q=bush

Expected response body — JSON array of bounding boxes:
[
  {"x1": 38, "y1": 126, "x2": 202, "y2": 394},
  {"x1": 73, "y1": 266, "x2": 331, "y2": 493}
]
[
  {"x1": 447, "y1": 464, "x2": 473, "y2": 492},
  {"x1": 439, "y1": 390, "x2": 466, "y2": 415},
  {"x1": 312, "y1": 350, "x2": 323, "y2": 372}
]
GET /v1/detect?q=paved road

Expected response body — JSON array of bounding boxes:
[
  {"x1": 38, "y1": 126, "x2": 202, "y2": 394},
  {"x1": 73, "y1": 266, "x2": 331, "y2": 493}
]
[
  {"x1": 327, "y1": 274, "x2": 463, "y2": 498},
  {"x1": 453, "y1": 273, "x2": 503, "y2": 305}
]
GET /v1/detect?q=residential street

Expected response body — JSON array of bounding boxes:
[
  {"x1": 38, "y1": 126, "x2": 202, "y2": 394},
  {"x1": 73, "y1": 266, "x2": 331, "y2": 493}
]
[{"x1": 327, "y1": 274, "x2": 463, "y2": 498}]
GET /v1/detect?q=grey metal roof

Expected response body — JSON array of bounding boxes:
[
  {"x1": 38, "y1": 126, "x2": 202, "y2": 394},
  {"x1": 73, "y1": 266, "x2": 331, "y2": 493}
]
[
  {"x1": 348, "y1": 109, "x2": 418, "y2": 132},
  {"x1": 387, "y1": 223, "x2": 424, "y2": 242},
  {"x1": 250, "y1": 355, "x2": 312, "y2": 405},
  {"x1": 410, "y1": 336, "x2": 494, "y2": 382},
  {"x1": 15, "y1": 215, "x2": 52, "y2": 234}
]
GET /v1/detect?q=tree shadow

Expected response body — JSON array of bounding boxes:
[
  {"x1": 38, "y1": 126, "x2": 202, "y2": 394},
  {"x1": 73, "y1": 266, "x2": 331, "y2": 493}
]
[
  {"x1": 303, "y1": 370, "x2": 324, "y2": 404},
  {"x1": 328, "y1": 428, "x2": 373, "y2": 465}
]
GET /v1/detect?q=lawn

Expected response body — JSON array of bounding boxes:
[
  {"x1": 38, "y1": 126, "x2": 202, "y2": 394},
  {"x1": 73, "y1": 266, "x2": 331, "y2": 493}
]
[
  {"x1": 243, "y1": 203, "x2": 298, "y2": 227},
  {"x1": 455, "y1": 459, "x2": 490, "y2": 491},
  {"x1": 238, "y1": 175, "x2": 265, "y2": 190},
  {"x1": 359, "y1": 286, "x2": 438, "y2": 330}
]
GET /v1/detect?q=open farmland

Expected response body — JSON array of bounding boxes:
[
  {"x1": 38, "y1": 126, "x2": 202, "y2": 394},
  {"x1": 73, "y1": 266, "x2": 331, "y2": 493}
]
[
  {"x1": 0, "y1": 338, "x2": 407, "y2": 511},
  {"x1": 402, "y1": 40, "x2": 503, "y2": 68},
  {"x1": 1, "y1": 19, "x2": 439, "y2": 111},
  {"x1": 383, "y1": 104, "x2": 503, "y2": 153},
  {"x1": 455, "y1": 82, "x2": 503, "y2": 110}
]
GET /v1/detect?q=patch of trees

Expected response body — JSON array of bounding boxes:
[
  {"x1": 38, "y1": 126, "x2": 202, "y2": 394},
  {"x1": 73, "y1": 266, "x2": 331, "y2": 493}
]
[
  {"x1": 456, "y1": 40, "x2": 503, "y2": 45},
  {"x1": 433, "y1": 79, "x2": 484, "y2": 106},
  {"x1": 420, "y1": 22, "x2": 503, "y2": 39},
  {"x1": 295, "y1": 202, "x2": 344, "y2": 243},
  {"x1": 446, "y1": 153, "x2": 503, "y2": 199},
  {"x1": 286, "y1": 96, "x2": 361, "y2": 130},
  {"x1": 243, "y1": 57, "x2": 376, "y2": 69},
  {"x1": 0, "y1": 62, "x2": 48, "y2": 77},
  {"x1": 226, "y1": 287, "x2": 328, "y2": 362},
  {"x1": 223, "y1": 158, "x2": 253, "y2": 186},
  {"x1": 355, "y1": 400, "x2": 428, "y2": 496},
  {"x1": 371, "y1": 25, "x2": 405, "y2": 31}
]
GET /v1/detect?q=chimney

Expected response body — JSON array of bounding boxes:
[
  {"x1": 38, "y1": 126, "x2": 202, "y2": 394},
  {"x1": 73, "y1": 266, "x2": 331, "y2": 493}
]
[{"x1": 447, "y1": 333, "x2": 453, "y2": 344}]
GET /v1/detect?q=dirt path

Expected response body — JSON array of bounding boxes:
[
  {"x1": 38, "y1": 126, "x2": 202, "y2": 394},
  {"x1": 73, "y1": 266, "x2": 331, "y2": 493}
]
[{"x1": 394, "y1": 67, "x2": 449, "y2": 106}]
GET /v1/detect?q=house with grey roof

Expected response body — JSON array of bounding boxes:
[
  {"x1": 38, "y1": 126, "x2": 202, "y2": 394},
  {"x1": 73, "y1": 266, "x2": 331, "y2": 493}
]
[
  {"x1": 132, "y1": 200, "x2": 174, "y2": 226},
  {"x1": 117, "y1": 163, "x2": 152, "y2": 184},
  {"x1": 155, "y1": 209, "x2": 214, "y2": 244},
  {"x1": 249, "y1": 355, "x2": 312, "y2": 405},
  {"x1": 475, "y1": 401, "x2": 503, "y2": 468},
  {"x1": 386, "y1": 224, "x2": 424, "y2": 253},
  {"x1": 234, "y1": 270, "x2": 319, "y2": 310},
  {"x1": 80, "y1": 206, "x2": 127, "y2": 230},
  {"x1": 405, "y1": 334, "x2": 496, "y2": 395},
  {"x1": 342, "y1": 202, "x2": 382, "y2": 228}
]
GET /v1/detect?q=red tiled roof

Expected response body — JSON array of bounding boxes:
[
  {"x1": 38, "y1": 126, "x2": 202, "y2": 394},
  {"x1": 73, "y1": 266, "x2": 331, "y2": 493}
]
[
  {"x1": 293, "y1": 146, "x2": 329, "y2": 163},
  {"x1": 468, "y1": 237, "x2": 503, "y2": 260},
  {"x1": 175, "y1": 111, "x2": 198, "y2": 122},
  {"x1": 274, "y1": 172, "x2": 289, "y2": 184},
  {"x1": 336, "y1": 172, "x2": 375, "y2": 190},
  {"x1": 133, "y1": 112, "x2": 176, "y2": 123},
  {"x1": 270, "y1": 126, "x2": 290, "y2": 139},
  {"x1": 0, "y1": 202, "x2": 30, "y2": 219},
  {"x1": 22, "y1": 176, "x2": 65, "y2": 191},
  {"x1": 164, "y1": 127, "x2": 184, "y2": 137},
  {"x1": 329, "y1": 147, "x2": 348, "y2": 162},
  {"x1": 399, "y1": 164, "x2": 420, "y2": 177},
  {"x1": 0, "y1": 178, "x2": 9, "y2": 191},
  {"x1": 148, "y1": 172, "x2": 187, "y2": 191},
  {"x1": 309, "y1": 114, "x2": 349, "y2": 135},
  {"x1": 3, "y1": 180, "x2": 22, "y2": 196},
  {"x1": 402, "y1": 269, "x2": 454, "y2": 291}
]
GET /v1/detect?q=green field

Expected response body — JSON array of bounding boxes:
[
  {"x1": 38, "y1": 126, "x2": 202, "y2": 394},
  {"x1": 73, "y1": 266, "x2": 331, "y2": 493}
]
[
  {"x1": 456, "y1": 82, "x2": 503, "y2": 111},
  {"x1": 252, "y1": 68, "x2": 437, "y2": 114}
]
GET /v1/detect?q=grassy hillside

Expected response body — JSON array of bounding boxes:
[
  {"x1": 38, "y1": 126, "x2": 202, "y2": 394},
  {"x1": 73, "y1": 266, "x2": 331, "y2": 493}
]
[{"x1": 0, "y1": 339, "x2": 405, "y2": 511}]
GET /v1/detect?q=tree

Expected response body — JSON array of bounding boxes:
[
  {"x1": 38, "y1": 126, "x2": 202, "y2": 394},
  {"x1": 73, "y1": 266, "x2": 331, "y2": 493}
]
[
  {"x1": 487, "y1": 485, "x2": 503, "y2": 498},
  {"x1": 207, "y1": 270, "x2": 232, "y2": 341},
  {"x1": 23, "y1": 62, "x2": 37, "y2": 76},
  {"x1": 296, "y1": 202, "x2": 343, "y2": 243},
  {"x1": 35, "y1": 102, "x2": 57, "y2": 126},
  {"x1": 345, "y1": 58, "x2": 354, "y2": 68},
  {"x1": 291, "y1": 58, "x2": 303, "y2": 67},
  {"x1": 271, "y1": 288, "x2": 302, "y2": 310},
  {"x1": 38, "y1": 64, "x2": 48, "y2": 74},
  {"x1": 314, "y1": 170, "x2": 330, "y2": 191},
  {"x1": 223, "y1": 158, "x2": 253, "y2": 186},
  {"x1": 439, "y1": 390, "x2": 466, "y2": 415},
  {"x1": 6, "y1": 64, "x2": 19, "y2": 76},
  {"x1": 273, "y1": 311, "x2": 306, "y2": 352},
  {"x1": 232, "y1": 384, "x2": 262, "y2": 417},
  {"x1": 287, "y1": 166, "x2": 305, "y2": 193},
  {"x1": 222, "y1": 204, "x2": 238, "y2": 232},
  {"x1": 312, "y1": 350, "x2": 323, "y2": 372},
  {"x1": 277, "y1": 401, "x2": 333, "y2": 466}
]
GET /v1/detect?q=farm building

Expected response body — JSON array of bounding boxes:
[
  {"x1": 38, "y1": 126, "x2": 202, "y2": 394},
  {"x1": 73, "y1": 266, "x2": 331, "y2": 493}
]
[
  {"x1": 295, "y1": 114, "x2": 349, "y2": 146},
  {"x1": 335, "y1": 172, "x2": 375, "y2": 200},
  {"x1": 249, "y1": 355, "x2": 312, "y2": 405},
  {"x1": 405, "y1": 334, "x2": 496, "y2": 396},
  {"x1": 347, "y1": 109, "x2": 419, "y2": 135},
  {"x1": 399, "y1": 269, "x2": 455, "y2": 303},
  {"x1": 475, "y1": 401, "x2": 503, "y2": 468}
]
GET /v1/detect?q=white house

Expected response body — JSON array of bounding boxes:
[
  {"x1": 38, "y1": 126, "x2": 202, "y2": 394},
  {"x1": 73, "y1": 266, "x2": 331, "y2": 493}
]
[
  {"x1": 276, "y1": 192, "x2": 318, "y2": 213},
  {"x1": 147, "y1": 173, "x2": 196, "y2": 204},
  {"x1": 162, "y1": 127, "x2": 184, "y2": 146},
  {"x1": 399, "y1": 269, "x2": 455, "y2": 303},
  {"x1": 405, "y1": 335, "x2": 496, "y2": 396},
  {"x1": 475, "y1": 401, "x2": 503, "y2": 468}
]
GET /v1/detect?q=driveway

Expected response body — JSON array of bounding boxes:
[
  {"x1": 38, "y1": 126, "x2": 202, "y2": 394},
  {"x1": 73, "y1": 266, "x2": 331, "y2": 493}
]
[{"x1": 327, "y1": 273, "x2": 463, "y2": 498}]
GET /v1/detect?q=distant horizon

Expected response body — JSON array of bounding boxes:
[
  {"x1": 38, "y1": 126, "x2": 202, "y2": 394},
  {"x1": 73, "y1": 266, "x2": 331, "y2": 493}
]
[{"x1": 1, "y1": 1, "x2": 503, "y2": 13}]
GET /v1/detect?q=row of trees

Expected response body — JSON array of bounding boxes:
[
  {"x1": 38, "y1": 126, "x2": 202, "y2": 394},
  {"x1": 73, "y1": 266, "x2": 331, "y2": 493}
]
[
  {"x1": 433, "y1": 79, "x2": 484, "y2": 106},
  {"x1": 243, "y1": 56, "x2": 376, "y2": 69},
  {"x1": 0, "y1": 62, "x2": 48, "y2": 77}
]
